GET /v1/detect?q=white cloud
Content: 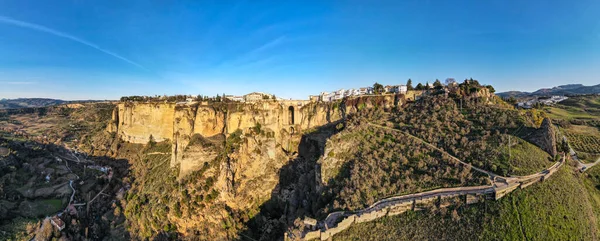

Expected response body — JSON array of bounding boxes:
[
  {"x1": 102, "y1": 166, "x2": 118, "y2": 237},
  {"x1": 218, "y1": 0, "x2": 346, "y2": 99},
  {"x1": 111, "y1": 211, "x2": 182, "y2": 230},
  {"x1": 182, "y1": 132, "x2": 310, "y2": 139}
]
[
  {"x1": 0, "y1": 15, "x2": 147, "y2": 71},
  {"x1": 0, "y1": 81, "x2": 36, "y2": 85}
]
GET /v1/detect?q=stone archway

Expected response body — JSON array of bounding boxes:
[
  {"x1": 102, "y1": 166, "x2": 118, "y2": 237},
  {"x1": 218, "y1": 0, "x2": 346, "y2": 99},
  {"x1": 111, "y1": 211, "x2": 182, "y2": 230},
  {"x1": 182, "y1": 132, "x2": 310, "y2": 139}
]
[{"x1": 288, "y1": 106, "x2": 295, "y2": 125}]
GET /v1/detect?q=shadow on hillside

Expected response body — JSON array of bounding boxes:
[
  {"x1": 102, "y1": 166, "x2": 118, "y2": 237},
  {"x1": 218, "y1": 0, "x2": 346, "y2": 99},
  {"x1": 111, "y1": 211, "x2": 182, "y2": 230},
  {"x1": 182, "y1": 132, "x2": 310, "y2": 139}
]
[
  {"x1": 0, "y1": 137, "x2": 131, "y2": 240},
  {"x1": 238, "y1": 120, "x2": 345, "y2": 241}
]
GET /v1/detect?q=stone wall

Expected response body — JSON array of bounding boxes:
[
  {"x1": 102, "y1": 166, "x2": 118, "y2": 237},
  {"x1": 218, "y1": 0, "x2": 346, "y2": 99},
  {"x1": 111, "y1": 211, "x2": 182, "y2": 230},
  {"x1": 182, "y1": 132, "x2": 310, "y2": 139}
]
[
  {"x1": 320, "y1": 215, "x2": 356, "y2": 240},
  {"x1": 298, "y1": 157, "x2": 564, "y2": 240}
]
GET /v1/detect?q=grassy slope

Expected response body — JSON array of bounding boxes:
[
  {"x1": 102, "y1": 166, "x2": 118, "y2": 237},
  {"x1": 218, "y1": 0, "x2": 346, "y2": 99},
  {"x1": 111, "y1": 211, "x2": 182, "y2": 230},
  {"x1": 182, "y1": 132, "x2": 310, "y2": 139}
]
[
  {"x1": 335, "y1": 166, "x2": 596, "y2": 240},
  {"x1": 582, "y1": 165, "x2": 600, "y2": 232},
  {"x1": 319, "y1": 121, "x2": 489, "y2": 213},
  {"x1": 545, "y1": 96, "x2": 600, "y2": 121},
  {"x1": 545, "y1": 106, "x2": 598, "y2": 120},
  {"x1": 547, "y1": 96, "x2": 600, "y2": 163},
  {"x1": 502, "y1": 135, "x2": 553, "y2": 175}
]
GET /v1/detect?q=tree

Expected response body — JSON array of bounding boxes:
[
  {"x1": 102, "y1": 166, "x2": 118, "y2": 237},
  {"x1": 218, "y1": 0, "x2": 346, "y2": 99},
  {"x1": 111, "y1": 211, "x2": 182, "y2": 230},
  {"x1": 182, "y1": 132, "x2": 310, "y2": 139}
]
[
  {"x1": 425, "y1": 81, "x2": 431, "y2": 90},
  {"x1": 216, "y1": 94, "x2": 221, "y2": 102},
  {"x1": 433, "y1": 79, "x2": 443, "y2": 90},
  {"x1": 148, "y1": 135, "x2": 156, "y2": 147},
  {"x1": 373, "y1": 82, "x2": 384, "y2": 95},
  {"x1": 415, "y1": 83, "x2": 424, "y2": 90},
  {"x1": 407, "y1": 79, "x2": 414, "y2": 90},
  {"x1": 486, "y1": 85, "x2": 496, "y2": 93}
]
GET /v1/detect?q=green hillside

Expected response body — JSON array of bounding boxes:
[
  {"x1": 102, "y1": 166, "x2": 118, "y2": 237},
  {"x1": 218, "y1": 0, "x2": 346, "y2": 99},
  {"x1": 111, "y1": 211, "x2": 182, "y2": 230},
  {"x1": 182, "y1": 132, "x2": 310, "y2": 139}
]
[{"x1": 335, "y1": 166, "x2": 596, "y2": 240}]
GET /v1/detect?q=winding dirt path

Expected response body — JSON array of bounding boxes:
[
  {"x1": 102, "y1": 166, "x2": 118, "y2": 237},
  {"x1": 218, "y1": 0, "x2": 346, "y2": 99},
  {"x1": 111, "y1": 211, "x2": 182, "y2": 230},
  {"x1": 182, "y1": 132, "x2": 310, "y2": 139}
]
[
  {"x1": 555, "y1": 126, "x2": 600, "y2": 172},
  {"x1": 296, "y1": 123, "x2": 565, "y2": 240}
]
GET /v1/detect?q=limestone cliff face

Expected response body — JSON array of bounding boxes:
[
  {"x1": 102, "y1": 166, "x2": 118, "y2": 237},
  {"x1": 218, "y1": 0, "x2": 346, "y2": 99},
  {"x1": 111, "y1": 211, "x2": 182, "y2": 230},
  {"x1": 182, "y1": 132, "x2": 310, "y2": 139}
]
[
  {"x1": 107, "y1": 97, "x2": 405, "y2": 238},
  {"x1": 111, "y1": 97, "x2": 406, "y2": 174},
  {"x1": 111, "y1": 100, "x2": 353, "y2": 172},
  {"x1": 116, "y1": 103, "x2": 175, "y2": 143},
  {"x1": 216, "y1": 133, "x2": 289, "y2": 210}
]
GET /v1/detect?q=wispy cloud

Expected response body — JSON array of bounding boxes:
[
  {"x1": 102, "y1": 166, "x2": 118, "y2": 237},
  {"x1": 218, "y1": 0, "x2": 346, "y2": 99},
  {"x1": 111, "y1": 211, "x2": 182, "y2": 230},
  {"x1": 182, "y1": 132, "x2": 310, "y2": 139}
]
[
  {"x1": 0, "y1": 15, "x2": 147, "y2": 70},
  {"x1": 1, "y1": 81, "x2": 36, "y2": 85},
  {"x1": 246, "y1": 35, "x2": 286, "y2": 57},
  {"x1": 217, "y1": 35, "x2": 287, "y2": 70}
]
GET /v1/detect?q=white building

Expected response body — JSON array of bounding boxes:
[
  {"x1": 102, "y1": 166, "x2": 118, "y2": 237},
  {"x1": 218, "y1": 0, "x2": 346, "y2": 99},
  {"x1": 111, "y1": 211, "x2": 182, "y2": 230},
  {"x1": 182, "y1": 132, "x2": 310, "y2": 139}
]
[
  {"x1": 225, "y1": 95, "x2": 244, "y2": 102},
  {"x1": 358, "y1": 87, "x2": 369, "y2": 95},
  {"x1": 384, "y1": 85, "x2": 392, "y2": 93},
  {"x1": 333, "y1": 89, "x2": 345, "y2": 100},
  {"x1": 320, "y1": 91, "x2": 335, "y2": 102},
  {"x1": 244, "y1": 92, "x2": 273, "y2": 102},
  {"x1": 398, "y1": 85, "x2": 407, "y2": 94}
]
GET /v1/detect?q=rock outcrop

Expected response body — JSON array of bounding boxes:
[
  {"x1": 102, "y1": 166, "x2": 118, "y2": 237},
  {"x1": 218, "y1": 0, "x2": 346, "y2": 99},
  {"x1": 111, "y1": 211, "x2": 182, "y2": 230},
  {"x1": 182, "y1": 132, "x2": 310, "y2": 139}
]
[
  {"x1": 110, "y1": 96, "x2": 405, "y2": 175},
  {"x1": 106, "y1": 96, "x2": 405, "y2": 238},
  {"x1": 526, "y1": 118, "x2": 557, "y2": 156}
]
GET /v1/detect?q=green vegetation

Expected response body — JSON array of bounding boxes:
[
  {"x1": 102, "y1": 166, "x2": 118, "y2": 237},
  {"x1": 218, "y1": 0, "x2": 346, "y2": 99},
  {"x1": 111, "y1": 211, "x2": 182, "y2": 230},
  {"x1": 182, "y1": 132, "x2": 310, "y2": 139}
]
[
  {"x1": 39, "y1": 199, "x2": 63, "y2": 213},
  {"x1": 582, "y1": 165, "x2": 600, "y2": 232},
  {"x1": 545, "y1": 106, "x2": 598, "y2": 120},
  {"x1": 335, "y1": 167, "x2": 596, "y2": 240},
  {"x1": 391, "y1": 95, "x2": 551, "y2": 176},
  {"x1": 0, "y1": 217, "x2": 38, "y2": 241},
  {"x1": 548, "y1": 96, "x2": 600, "y2": 163},
  {"x1": 123, "y1": 130, "x2": 249, "y2": 240},
  {"x1": 122, "y1": 141, "x2": 178, "y2": 238},
  {"x1": 565, "y1": 131, "x2": 600, "y2": 153},
  {"x1": 498, "y1": 135, "x2": 553, "y2": 175},
  {"x1": 319, "y1": 112, "x2": 489, "y2": 212},
  {"x1": 544, "y1": 95, "x2": 600, "y2": 121}
]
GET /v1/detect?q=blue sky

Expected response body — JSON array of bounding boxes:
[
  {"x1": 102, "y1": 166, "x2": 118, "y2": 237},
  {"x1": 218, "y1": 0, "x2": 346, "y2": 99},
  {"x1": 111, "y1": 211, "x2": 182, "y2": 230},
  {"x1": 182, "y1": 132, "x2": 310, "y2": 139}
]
[{"x1": 1, "y1": 0, "x2": 599, "y2": 100}]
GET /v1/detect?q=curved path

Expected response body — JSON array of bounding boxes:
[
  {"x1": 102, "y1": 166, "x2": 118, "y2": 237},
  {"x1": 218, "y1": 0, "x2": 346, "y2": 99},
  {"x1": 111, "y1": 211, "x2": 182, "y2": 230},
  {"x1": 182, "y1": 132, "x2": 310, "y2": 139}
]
[
  {"x1": 298, "y1": 155, "x2": 563, "y2": 241},
  {"x1": 555, "y1": 126, "x2": 600, "y2": 172},
  {"x1": 292, "y1": 123, "x2": 565, "y2": 241},
  {"x1": 367, "y1": 123, "x2": 499, "y2": 179}
]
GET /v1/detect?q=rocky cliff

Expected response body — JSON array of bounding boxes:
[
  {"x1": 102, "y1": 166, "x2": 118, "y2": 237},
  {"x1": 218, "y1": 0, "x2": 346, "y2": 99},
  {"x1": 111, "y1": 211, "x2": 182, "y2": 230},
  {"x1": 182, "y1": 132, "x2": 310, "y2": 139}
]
[
  {"x1": 110, "y1": 95, "x2": 403, "y2": 176},
  {"x1": 526, "y1": 118, "x2": 558, "y2": 156},
  {"x1": 103, "y1": 96, "x2": 404, "y2": 239}
]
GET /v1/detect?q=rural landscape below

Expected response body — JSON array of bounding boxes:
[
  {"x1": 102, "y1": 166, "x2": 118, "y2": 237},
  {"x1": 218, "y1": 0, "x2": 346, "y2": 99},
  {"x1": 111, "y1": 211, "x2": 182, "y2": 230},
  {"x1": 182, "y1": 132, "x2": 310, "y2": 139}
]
[
  {"x1": 2, "y1": 1, "x2": 600, "y2": 241},
  {"x1": 2, "y1": 81, "x2": 600, "y2": 240}
]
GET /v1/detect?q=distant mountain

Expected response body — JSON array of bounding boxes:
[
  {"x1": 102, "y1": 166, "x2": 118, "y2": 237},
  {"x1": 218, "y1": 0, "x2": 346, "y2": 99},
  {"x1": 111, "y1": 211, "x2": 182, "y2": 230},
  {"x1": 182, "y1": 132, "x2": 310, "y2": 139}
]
[
  {"x1": 497, "y1": 84, "x2": 600, "y2": 98},
  {"x1": 0, "y1": 98, "x2": 66, "y2": 109}
]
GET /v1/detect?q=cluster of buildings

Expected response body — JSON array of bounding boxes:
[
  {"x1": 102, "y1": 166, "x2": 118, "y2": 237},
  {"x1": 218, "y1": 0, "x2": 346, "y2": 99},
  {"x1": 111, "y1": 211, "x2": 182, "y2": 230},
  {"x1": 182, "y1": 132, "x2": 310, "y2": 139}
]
[
  {"x1": 517, "y1": 96, "x2": 568, "y2": 109},
  {"x1": 224, "y1": 92, "x2": 278, "y2": 102},
  {"x1": 221, "y1": 83, "x2": 414, "y2": 103},
  {"x1": 315, "y1": 85, "x2": 409, "y2": 102}
]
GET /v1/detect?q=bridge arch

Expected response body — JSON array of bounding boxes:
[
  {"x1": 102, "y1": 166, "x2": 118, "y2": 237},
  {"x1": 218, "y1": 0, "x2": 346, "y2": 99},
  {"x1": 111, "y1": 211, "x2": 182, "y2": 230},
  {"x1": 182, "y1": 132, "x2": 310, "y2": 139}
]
[{"x1": 288, "y1": 106, "x2": 295, "y2": 125}]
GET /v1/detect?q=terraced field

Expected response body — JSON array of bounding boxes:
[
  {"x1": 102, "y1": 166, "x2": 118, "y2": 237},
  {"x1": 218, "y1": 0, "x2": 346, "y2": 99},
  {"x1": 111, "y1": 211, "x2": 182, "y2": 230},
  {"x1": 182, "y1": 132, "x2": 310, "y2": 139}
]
[
  {"x1": 565, "y1": 132, "x2": 600, "y2": 154},
  {"x1": 561, "y1": 125, "x2": 600, "y2": 163}
]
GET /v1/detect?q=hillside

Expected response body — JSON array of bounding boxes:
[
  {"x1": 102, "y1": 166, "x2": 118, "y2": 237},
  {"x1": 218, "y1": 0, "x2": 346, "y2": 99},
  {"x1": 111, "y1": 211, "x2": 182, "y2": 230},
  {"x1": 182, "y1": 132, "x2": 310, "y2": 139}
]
[
  {"x1": 1, "y1": 87, "x2": 599, "y2": 240},
  {"x1": 0, "y1": 105, "x2": 129, "y2": 241},
  {"x1": 334, "y1": 166, "x2": 596, "y2": 240},
  {"x1": 0, "y1": 98, "x2": 66, "y2": 109},
  {"x1": 325, "y1": 94, "x2": 600, "y2": 241},
  {"x1": 0, "y1": 98, "x2": 109, "y2": 110},
  {"x1": 497, "y1": 84, "x2": 600, "y2": 98}
]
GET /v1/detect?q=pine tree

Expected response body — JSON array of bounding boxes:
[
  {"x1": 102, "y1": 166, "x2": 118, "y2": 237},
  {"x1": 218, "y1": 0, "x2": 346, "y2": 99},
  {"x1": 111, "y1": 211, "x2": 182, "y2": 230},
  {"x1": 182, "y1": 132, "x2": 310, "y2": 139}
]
[
  {"x1": 416, "y1": 83, "x2": 424, "y2": 90},
  {"x1": 434, "y1": 79, "x2": 443, "y2": 90}
]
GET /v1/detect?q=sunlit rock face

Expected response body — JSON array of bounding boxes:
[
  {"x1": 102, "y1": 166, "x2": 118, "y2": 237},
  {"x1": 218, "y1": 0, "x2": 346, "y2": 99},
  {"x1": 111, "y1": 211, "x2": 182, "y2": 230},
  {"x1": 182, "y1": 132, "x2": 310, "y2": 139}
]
[{"x1": 110, "y1": 96, "x2": 405, "y2": 175}]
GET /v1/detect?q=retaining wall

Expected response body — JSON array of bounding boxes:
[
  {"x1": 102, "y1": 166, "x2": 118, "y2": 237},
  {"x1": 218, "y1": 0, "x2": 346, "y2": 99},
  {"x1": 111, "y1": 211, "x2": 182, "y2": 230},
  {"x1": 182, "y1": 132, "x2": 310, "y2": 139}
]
[{"x1": 295, "y1": 158, "x2": 564, "y2": 240}]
